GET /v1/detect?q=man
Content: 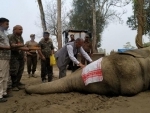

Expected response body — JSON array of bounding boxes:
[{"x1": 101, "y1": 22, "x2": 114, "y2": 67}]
[
  {"x1": 81, "y1": 35, "x2": 93, "y2": 65},
  {"x1": 69, "y1": 34, "x2": 75, "y2": 42},
  {"x1": 25, "y1": 34, "x2": 38, "y2": 78},
  {"x1": 55, "y1": 38, "x2": 93, "y2": 78},
  {"x1": 38, "y1": 31, "x2": 54, "y2": 83},
  {"x1": 9, "y1": 25, "x2": 26, "y2": 91},
  {"x1": 0, "y1": 18, "x2": 11, "y2": 102},
  {"x1": 67, "y1": 34, "x2": 77, "y2": 72}
]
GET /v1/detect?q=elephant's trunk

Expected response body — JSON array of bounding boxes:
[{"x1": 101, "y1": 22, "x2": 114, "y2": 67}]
[{"x1": 25, "y1": 69, "x2": 85, "y2": 94}]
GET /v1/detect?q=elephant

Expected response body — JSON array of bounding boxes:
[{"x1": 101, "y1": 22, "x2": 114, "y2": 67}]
[{"x1": 25, "y1": 47, "x2": 150, "y2": 96}]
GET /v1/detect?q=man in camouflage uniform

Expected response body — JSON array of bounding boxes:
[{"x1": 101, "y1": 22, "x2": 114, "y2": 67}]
[
  {"x1": 0, "y1": 18, "x2": 11, "y2": 102},
  {"x1": 38, "y1": 31, "x2": 54, "y2": 82},
  {"x1": 9, "y1": 25, "x2": 26, "y2": 91}
]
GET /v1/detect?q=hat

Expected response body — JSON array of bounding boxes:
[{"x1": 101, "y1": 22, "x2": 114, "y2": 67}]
[
  {"x1": 85, "y1": 35, "x2": 89, "y2": 38},
  {"x1": 70, "y1": 34, "x2": 74, "y2": 36},
  {"x1": 43, "y1": 30, "x2": 50, "y2": 34},
  {"x1": 30, "y1": 34, "x2": 35, "y2": 37}
]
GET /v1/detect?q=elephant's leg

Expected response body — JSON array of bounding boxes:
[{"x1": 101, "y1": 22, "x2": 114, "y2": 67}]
[{"x1": 119, "y1": 58, "x2": 143, "y2": 96}]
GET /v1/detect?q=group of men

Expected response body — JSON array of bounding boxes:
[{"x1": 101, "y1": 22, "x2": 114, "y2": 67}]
[
  {"x1": 0, "y1": 17, "x2": 54, "y2": 103},
  {"x1": 25, "y1": 32, "x2": 94, "y2": 82},
  {"x1": 0, "y1": 17, "x2": 93, "y2": 103},
  {"x1": 25, "y1": 32, "x2": 54, "y2": 83}
]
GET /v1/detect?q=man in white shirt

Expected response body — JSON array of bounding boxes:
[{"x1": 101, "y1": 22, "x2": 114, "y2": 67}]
[
  {"x1": 0, "y1": 18, "x2": 11, "y2": 102},
  {"x1": 55, "y1": 38, "x2": 92, "y2": 78}
]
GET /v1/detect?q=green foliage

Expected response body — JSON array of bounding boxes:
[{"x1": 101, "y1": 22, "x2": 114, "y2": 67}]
[
  {"x1": 69, "y1": 0, "x2": 130, "y2": 47},
  {"x1": 123, "y1": 42, "x2": 136, "y2": 49},
  {"x1": 69, "y1": 0, "x2": 105, "y2": 43},
  {"x1": 146, "y1": 4, "x2": 150, "y2": 36},
  {"x1": 126, "y1": 15, "x2": 137, "y2": 30},
  {"x1": 126, "y1": 0, "x2": 150, "y2": 36},
  {"x1": 143, "y1": 42, "x2": 150, "y2": 47}
]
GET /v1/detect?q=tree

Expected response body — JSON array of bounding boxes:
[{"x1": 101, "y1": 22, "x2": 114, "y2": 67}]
[
  {"x1": 37, "y1": 0, "x2": 47, "y2": 32},
  {"x1": 92, "y1": 0, "x2": 97, "y2": 52},
  {"x1": 123, "y1": 42, "x2": 136, "y2": 49},
  {"x1": 69, "y1": 0, "x2": 130, "y2": 52},
  {"x1": 127, "y1": 0, "x2": 150, "y2": 48},
  {"x1": 44, "y1": 1, "x2": 70, "y2": 50},
  {"x1": 57, "y1": 0, "x2": 62, "y2": 49}
]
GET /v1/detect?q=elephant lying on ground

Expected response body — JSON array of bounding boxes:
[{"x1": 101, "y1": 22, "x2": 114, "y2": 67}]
[{"x1": 25, "y1": 47, "x2": 150, "y2": 96}]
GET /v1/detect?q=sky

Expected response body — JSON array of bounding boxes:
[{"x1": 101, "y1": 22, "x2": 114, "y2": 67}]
[{"x1": 0, "y1": 0, "x2": 149, "y2": 54}]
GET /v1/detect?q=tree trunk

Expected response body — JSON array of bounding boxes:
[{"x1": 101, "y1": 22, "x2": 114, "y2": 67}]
[
  {"x1": 57, "y1": 0, "x2": 62, "y2": 49},
  {"x1": 135, "y1": 0, "x2": 144, "y2": 49},
  {"x1": 37, "y1": 0, "x2": 47, "y2": 32},
  {"x1": 92, "y1": 0, "x2": 97, "y2": 53}
]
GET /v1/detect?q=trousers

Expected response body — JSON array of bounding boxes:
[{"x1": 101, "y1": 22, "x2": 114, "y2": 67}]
[
  {"x1": 41, "y1": 58, "x2": 53, "y2": 82},
  {"x1": 27, "y1": 53, "x2": 37, "y2": 74},
  {"x1": 10, "y1": 59, "x2": 24, "y2": 87},
  {"x1": 0, "y1": 60, "x2": 9, "y2": 98}
]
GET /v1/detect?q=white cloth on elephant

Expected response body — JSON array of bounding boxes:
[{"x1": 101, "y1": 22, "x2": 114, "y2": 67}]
[{"x1": 81, "y1": 57, "x2": 103, "y2": 85}]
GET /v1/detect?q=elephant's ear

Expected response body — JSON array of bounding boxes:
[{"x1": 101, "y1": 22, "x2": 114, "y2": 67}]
[{"x1": 118, "y1": 47, "x2": 150, "y2": 58}]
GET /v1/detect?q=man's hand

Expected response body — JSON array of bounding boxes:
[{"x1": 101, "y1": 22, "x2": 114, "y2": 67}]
[
  {"x1": 26, "y1": 52, "x2": 32, "y2": 56},
  {"x1": 4, "y1": 46, "x2": 11, "y2": 50},
  {"x1": 41, "y1": 56, "x2": 46, "y2": 60},
  {"x1": 51, "y1": 50, "x2": 54, "y2": 55},
  {"x1": 78, "y1": 53, "x2": 81, "y2": 56},
  {"x1": 24, "y1": 56, "x2": 27, "y2": 61},
  {"x1": 12, "y1": 43, "x2": 24, "y2": 48},
  {"x1": 18, "y1": 47, "x2": 29, "y2": 51},
  {"x1": 90, "y1": 53, "x2": 93, "y2": 56},
  {"x1": 0, "y1": 46, "x2": 11, "y2": 50},
  {"x1": 17, "y1": 43, "x2": 24, "y2": 47},
  {"x1": 78, "y1": 63, "x2": 85, "y2": 68}
]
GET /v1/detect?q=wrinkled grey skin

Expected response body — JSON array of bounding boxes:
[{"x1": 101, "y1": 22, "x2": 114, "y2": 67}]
[{"x1": 25, "y1": 47, "x2": 150, "y2": 96}]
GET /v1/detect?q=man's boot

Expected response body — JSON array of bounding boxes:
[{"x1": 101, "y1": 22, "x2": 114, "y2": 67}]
[
  {"x1": 48, "y1": 74, "x2": 53, "y2": 82},
  {"x1": 4, "y1": 88, "x2": 13, "y2": 98}
]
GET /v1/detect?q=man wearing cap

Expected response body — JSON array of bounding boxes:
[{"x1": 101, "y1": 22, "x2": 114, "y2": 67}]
[
  {"x1": 38, "y1": 31, "x2": 54, "y2": 83},
  {"x1": 81, "y1": 35, "x2": 93, "y2": 65},
  {"x1": 25, "y1": 34, "x2": 38, "y2": 78}
]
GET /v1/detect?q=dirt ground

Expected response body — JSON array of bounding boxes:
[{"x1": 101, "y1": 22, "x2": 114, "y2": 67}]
[{"x1": 1, "y1": 61, "x2": 150, "y2": 113}]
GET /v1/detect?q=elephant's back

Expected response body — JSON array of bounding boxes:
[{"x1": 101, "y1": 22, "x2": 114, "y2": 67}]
[{"x1": 101, "y1": 54, "x2": 143, "y2": 95}]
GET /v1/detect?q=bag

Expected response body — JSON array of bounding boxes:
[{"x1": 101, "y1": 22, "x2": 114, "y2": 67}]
[{"x1": 50, "y1": 54, "x2": 56, "y2": 65}]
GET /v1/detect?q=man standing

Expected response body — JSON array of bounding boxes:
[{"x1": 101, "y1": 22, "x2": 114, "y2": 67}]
[
  {"x1": 25, "y1": 34, "x2": 38, "y2": 78},
  {"x1": 9, "y1": 25, "x2": 26, "y2": 91},
  {"x1": 0, "y1": 18, "x2": 11, "y2": 102},
  {"x1": 55, "y1": 38, "x2": 93, "y2": 78},
  {"x1": 67, "y1": 34, "x2": 77, "y2": 72},
  {"x1": 38, "y1": 31, "x2": 54, "y2": 82},
  {"x1": 81, "y1": 35, "x2": 93, "y2": 65},
  {"x1": 69, "y1": 34, "x2": 75, "y2": 42}
]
